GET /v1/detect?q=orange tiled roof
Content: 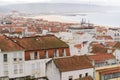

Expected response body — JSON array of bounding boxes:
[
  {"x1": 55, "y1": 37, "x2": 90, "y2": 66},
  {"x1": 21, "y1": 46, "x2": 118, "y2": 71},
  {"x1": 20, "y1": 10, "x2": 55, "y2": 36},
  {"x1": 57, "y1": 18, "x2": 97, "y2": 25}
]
[
  {"x1": 98, "y1": 67, "x2": 120, "y2": 75},
  {"x1": 90, "y1": 45, "x2": 107, "y2": 53},
  {"x1": 53, "y1": 55, "x2": 93, "y2": 72},
  {"x1": 0, "y1": 36, "x2": 23, "y2": 51},
  {"x1": 11, "y1": 35, "x2": 69, "y2": 51},
  {"x1": 14, "y1": 28, "x2": 25, "y2": 33},
  {"x1": 89, "y1": 53, "x2": 115, "y2": 63},
  {"x1": 95, "y1": 36, "x2": 113, "y2": 40},
  {"x1": 105, "y1": 42, "x2": 117, "y2": 47}
]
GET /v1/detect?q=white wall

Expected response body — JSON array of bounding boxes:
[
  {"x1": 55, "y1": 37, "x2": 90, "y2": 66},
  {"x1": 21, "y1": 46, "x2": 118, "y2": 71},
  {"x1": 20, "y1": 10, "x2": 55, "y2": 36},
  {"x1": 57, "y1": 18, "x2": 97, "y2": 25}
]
[
  {"x1": 61, "y1": 68, "x2": 94, "y2": 80},
  {"x1": 47, "y1": 60, "x2": 61, "y2": 80},
  {"x1": 113, "y1": 49, "x2": 120, "y2": 62},
  {"x1": 46, "y1": 60, "x2": 94, "y2": 80},
  {"x1": 0, "y1": 51, "x2": 25, "y2": 78},
  {"x1": 25, "y1": 59, "x2": 50, "y2": 78},
  {"x1": 0, "y1": 51, "x2": 51, "y2": 79},
  {"x1": 69, "y1": 44, "x2": 79, "y2": 56},
  {"x1": 58, "y1": 32, "x2": 73, "y2": 41}
]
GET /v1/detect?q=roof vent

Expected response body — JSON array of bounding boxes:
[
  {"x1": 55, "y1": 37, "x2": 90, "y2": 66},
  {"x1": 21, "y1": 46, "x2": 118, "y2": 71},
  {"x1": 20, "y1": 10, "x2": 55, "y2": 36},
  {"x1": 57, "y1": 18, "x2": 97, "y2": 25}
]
[
  {"x1": 19, "y1": 36, "x2": 23, "y2": 38},
  {"x1": 36, "y1": 38, "x2": 39, "y2": 41},
  {"x1": 13, "y1": 40, "x2": 17, "y2": 42},
  {"x1": 6, "y1": 37, "x2": 8, "y2": 39}
]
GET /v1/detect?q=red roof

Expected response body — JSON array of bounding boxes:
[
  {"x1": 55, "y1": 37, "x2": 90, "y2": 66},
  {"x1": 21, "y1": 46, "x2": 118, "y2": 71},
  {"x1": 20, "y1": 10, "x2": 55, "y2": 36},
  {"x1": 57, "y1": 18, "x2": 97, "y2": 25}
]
[
  {"x1": 13, "y1": 27, "x2": 25, "y2": 33},
  {"x1": 105, "y1": 42, "x2": 117, "y2": 47},
  {"x1": 98, "y1": 67, "x2": 120, "y2": 75},
  {"x1": 95, "y1": 36, "x2": 113, "y2": 40},
  {"x1": 53, "y1": 55, "x2": 93, "y2": 72},
  {"x1": 89, "y1": 53, "x2": 115, "y2": 63},
  {"x1": 90, "y1": 44, "x2": 107, "y2": 53},
  {"x1": 0, "y1": 36, "x2": 23, "y2": 51},
  {"x1": 11, "y1": 35, "x2": 69, "y2": 51}
]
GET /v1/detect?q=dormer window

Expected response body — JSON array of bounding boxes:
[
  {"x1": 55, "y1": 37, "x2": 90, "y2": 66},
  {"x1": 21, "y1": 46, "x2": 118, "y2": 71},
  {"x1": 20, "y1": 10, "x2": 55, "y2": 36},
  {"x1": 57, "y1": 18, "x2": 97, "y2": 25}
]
[
  {"x1": 35, "y1": 51, "x2": 39, "y2": 59},
  {"x1": 30, "y1": 52, "x2": 34, "y2": 60},
  {"x1": 44, "y1": 50, "x2": 48, "y2": 58},
  {"x1": 54, "y1": 49, "x2": 59, "y2": 57},
  {"x1": 62, "y1": 49, "x2": 66, "y2": 56}
]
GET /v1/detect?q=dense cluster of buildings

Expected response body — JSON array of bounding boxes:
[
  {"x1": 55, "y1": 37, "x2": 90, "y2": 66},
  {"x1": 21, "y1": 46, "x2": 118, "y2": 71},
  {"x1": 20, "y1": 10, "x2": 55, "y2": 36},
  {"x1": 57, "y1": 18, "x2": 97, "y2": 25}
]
[{"x1": 0, "y1": 12, "x2": 120, "y2": 80}]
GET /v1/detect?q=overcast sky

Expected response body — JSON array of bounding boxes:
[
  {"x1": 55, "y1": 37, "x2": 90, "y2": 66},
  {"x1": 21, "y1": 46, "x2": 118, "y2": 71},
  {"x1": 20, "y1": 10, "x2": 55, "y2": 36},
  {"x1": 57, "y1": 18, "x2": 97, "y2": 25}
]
[{"x1": 0, "y1": 0, "x2": 120, "y2": 6}]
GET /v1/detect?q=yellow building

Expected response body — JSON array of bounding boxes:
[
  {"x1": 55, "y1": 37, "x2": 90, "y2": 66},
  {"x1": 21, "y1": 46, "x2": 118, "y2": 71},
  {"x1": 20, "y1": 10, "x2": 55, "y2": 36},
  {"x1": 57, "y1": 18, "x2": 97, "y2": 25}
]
[{"x1": 95, "y1": 64, "x2": 120, "y2": 80}]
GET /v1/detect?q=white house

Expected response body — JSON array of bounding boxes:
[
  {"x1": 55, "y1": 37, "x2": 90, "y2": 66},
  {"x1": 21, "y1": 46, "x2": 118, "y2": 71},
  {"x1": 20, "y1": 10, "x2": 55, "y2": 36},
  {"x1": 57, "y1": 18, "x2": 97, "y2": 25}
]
[
  {"x1": 0, "y1": 36, "x2": 25, "y2": 80},
  {"x1": 0, "y1": 35, "x2": 71, "y2": 80},
  {"x1": 46, "y1": 55, "x2": 94, "y2": 80}
]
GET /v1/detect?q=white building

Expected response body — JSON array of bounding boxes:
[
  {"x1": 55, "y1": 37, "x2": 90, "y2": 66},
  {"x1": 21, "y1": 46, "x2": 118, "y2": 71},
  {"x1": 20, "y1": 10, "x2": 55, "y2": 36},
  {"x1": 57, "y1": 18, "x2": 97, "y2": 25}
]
[
  {"x1": 0, "y1": 35, "x2": 71, "y2": 80},
  {"x1": 0, "y1": 36, "x2": 25, "y2": 80},
  {"x1": 107, "y1": 28, "x2": 120, "y2": 41},
  {"x1": 67, "y1": 25, "x2": 95, "y2": 35},
  {"x1": 46, "y1": 55, "x2": 94, "y2": 80}
]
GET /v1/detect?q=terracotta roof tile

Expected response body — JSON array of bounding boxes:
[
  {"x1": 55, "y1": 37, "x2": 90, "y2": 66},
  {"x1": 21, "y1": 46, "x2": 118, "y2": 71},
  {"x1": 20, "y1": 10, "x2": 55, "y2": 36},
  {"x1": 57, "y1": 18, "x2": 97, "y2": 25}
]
[
  {"x1": 95, "y1": 36, "x2": 113, "y2": 40},
  {"x1": 98, "y1": 67, "x2": 120, "y2": 75},
  {"x1": 89, "y1": 54, "x2": 115, "y2": 63},
  {"x1": 14, "y1": 28, "x2": 25, "y2": 33},
  {"x1": 90, "y1": 45, "x2": 107, "y2": 53},
  {"x1": 105, "y1": 42, "x2": 117, "y2": 47},
  {"x1": 53, "y1": 55, "x2": 93, "y2": 72},
  {"x1": 0, "y1": 36, "x2": 23, "y2": 51},
  {"x1": 11, "y1": 35, "x2": 69, "y2": 51}
]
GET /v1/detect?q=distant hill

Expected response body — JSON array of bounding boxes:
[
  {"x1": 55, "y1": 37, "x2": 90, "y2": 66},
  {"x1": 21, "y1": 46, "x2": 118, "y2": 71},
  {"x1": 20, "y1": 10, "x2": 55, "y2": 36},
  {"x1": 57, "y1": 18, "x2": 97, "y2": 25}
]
[{"x1": 0, "y1": 3, "x2": 111, "y2": 14}]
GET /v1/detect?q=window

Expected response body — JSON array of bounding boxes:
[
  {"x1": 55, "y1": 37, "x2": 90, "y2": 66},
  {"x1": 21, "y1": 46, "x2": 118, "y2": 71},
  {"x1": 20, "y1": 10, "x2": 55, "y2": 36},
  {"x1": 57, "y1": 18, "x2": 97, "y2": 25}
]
[
  {"x1": 13, "y1": 53, "x2": 17, "y2": 61},
  {"x1": 3, "y1": 54, "x2": 7, "y2": 62},
  {"x1": 69, "y1": 76, "x2": 73, "y2": 80},
  {"x1": 85, "y1": 73, "x2": 88, "y2": 76},
  {"x1": 19, "y1": 64, "x2": 23, "y2": 74},
  {"x1": 19, "y1": 53, "x2": 23, "y2": 61},
  {"x1": 62, "y1": 49, "x2": 66, "y2": 56},
  {"x1": 30, "y1": 52, "x2": 34, "y2": 60},
  {"x1": 35, "y1": 51, "x2": 39, "y2": 59},
  {"x1": 13, "y1": 53, "x2": 23, "y2": 61},
  {"x1": 14, "y1": 64, "x2": 18, "y2": 74},
  {"x1": 4, "y1": 65, "x2": 8, "y2": 76},
  {"x1": 44, "y1": 50, "x2": 48, "y2": 58},
  {"x1": 54, "y1": 49, "x2": 59, "y2": 57},
  {"x1": 32, "y1": 64, "x2": 35, "y2": 71},
  {"x1": 37, "y1": 62, "x2": 40, "y2": 70},
  {"x1": 79, "y1": 74, "x2": 82, "y2": 78},
  {"x1": 117, "y1": 33, "x2": 119, "y2": 36}
]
